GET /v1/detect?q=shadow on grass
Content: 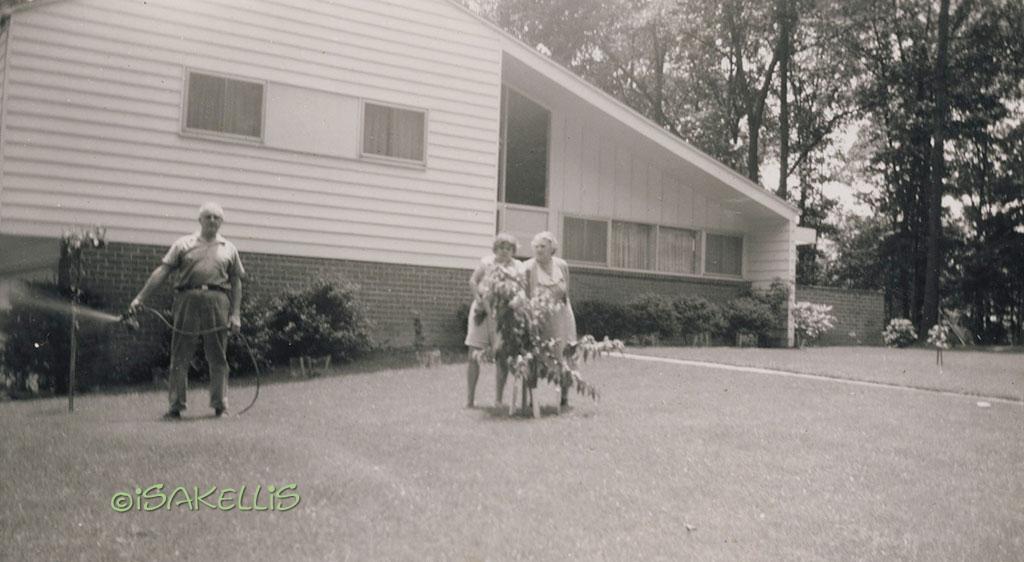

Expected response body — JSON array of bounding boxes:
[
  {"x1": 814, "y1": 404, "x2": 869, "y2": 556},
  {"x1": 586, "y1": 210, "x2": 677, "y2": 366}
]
[{"x1": 478, "y1": 403, "x2": 585, "y2": 420}]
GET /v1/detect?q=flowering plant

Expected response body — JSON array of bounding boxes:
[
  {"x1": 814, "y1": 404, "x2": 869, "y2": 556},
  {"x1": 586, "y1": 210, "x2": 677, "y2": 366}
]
[
  {"x1": 882, "y1": 318, "x2": 918, "y2": 348},
  {"x1": 472, "y1": 264, "x2": 622, "y2": 403},
  {"x1": 792, "y1": 301, "x2": 836, "y2": 347},
  {"x1": 927, "y1": 323, "x2": 950, "y2": 350}
]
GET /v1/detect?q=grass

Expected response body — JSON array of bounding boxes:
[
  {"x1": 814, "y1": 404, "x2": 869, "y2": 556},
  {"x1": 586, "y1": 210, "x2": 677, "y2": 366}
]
[
  {"x1": 632, "y1": 345, "x2": 1024, "y2": 402},
  {"x1": 1, "y1": 347, "x2": 1022, "y2": 561}
]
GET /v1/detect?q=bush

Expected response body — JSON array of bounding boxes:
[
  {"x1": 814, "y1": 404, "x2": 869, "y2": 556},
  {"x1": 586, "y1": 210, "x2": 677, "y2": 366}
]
[
  {"x1": 722, "y1": 297, "x2": 776, "y2": 342},
  {"x1": 573, "y1": 300, "x2": 633, "y2": 340},
  {"x1": 264, "y1": 279, "x2": 373, "y2": 363},
  {"x1": 672, "y1": 296, "x2": 724, "y2": 340},
  {"x1": 792, "y1": 301, "x2": 837, "y2": 347},
  {"x1": 0, "y1": 281, "x2": 108, "y2": 395},
  {"x1": 882, "y1": 318, "x2": 918, "y2": 348},
  {"x1": 627, "y1": 293, "x2": 680, "y2": 339}
]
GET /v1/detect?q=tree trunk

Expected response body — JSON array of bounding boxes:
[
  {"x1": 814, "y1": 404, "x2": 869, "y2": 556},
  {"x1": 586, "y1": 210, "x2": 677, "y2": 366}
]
[
  {"x1": 776, "y1": 0, "x2": 794, "y2": 198},
  {"x1": 921, "y1": 0, "x2": 952, "y2": 333}
]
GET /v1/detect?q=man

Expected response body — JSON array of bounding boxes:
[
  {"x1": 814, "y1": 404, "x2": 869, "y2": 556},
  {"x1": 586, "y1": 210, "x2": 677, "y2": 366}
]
[{"x1": 130, "y1": 202, "x2": 244, "y2": 419}]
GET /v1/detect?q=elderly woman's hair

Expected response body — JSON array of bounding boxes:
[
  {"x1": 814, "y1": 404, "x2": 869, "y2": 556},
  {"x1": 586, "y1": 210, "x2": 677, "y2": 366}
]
[
  {"x1": 531, "y1": 231, "x2": 558, "y2": 253},
  {"x1": 492, "y1": 231, "x2": 519, "y2": 252}
]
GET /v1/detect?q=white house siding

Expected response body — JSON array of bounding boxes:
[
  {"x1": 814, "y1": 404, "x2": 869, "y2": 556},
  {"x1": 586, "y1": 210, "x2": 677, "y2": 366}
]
[
  {"x1": 0, "y1": 0, "x2": 503, "y2": 269},
  {"x1": 501, "y1": 53, "x2": 782, "y2": 275},
  {"x1": 0, "y1": 21, "x2": 7, "y2": 178},
  {"x1": 746, "y1": 221, "x2": 798, "y2": 343}
]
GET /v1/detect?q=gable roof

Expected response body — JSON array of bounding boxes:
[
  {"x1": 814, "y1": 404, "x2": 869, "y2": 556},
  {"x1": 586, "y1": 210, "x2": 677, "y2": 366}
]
[{"x1": 446, "y1": 0, "x2": 799, "y2": 221}]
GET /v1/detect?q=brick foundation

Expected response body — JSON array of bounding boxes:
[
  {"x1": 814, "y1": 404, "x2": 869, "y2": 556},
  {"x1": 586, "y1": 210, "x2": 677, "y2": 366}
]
[
  {"x1": 81, "y1": 241, "x2": 472, "y2": 349},
  {"x1": 795, "y1": 285, "x2": 885, "y2": 345},
  {"x1": 571, "y1": 266, "x2": 751, "y2": 302}
]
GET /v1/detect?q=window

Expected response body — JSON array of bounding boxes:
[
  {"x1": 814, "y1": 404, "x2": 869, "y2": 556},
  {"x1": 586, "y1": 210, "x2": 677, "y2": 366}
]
[
  {"x1": 362, "y1": 102, "x2": 426, "y2": 163},
  {"x1": 611, "y1": 221, "x2": 656, "y2": 270},
  {"x1": 705, "y1": 233, "x2": 743, "y2": 275},
  {"x1": 563, "y1": 214, "x2": 743, "y2": 278},
  {"x1": 657, "y1": 227, "x2": 699, "y2": 274},
  {"x1": 563, "y1": 216, "x2": 608, "y2": 264},
  {"x1": 184, "y1": 71, "x2": 264, "y2": 139},
  {"x1": 500, "y1": 87, "x2": 549, "y2": 207}
]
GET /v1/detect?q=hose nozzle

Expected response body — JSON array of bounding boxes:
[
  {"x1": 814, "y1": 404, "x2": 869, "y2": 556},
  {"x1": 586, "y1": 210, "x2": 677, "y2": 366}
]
[{"x1": 119, "y1": 310, "x2": 140, "y2": 331}]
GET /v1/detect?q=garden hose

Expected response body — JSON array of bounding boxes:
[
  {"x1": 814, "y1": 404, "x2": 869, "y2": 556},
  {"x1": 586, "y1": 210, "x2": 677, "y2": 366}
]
[{"x1": 122, "y1": 305, "x2": 261, "y2": 416}]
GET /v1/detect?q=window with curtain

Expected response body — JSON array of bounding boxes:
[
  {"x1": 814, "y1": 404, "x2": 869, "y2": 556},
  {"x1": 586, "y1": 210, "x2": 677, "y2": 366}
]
[
  {"x1": 185, "y1": 71, "x2": 263, "y2": 139},
  {"x1": 610, "y1": 221, "x2": 655, "y2": 270},
  {"x1": 657, "y1": 227, "x2": 698, "y2": 274},
  {"x1": 362, "y1": 102, "x2": 425, "y2": 163},
  {"x1": 705, "y1": 233, "x2": 743, "y2": 275},
  {"x1": 563, "y1": 216, "x2": 608, "y2": 264}
]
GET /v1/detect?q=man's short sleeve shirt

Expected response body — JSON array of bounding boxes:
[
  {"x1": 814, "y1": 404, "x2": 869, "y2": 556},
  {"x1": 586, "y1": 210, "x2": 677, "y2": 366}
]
[{"x1": 161, "y1": 233, "x2": 245, "y2": 290}]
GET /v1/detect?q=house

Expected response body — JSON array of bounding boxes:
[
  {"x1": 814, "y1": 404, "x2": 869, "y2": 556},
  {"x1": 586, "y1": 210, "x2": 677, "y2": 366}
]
[{"x1": 0, "y1": 0, "x2": 815, "y2": 357}]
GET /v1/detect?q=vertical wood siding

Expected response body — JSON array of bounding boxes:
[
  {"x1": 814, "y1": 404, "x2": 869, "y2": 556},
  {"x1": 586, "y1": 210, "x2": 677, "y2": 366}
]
[{"x1": 0, "y1": 0, "x2": 502, "y2": 269}]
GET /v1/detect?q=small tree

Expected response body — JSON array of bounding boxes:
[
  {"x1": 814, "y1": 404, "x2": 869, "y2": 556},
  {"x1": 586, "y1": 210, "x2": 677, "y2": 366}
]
[{"x1": 927, "y1": 322, "x2": 951, "y2": 372}]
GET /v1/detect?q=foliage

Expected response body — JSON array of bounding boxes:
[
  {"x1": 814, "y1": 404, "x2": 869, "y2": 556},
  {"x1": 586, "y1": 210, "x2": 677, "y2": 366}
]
[
  {"x1": 0, "y1": 281, "x2": 107, "y2": 395},
  {"x1": 626, "y1": 293, "x2": 679, "y2": 339},
  {"x1": 474, "y1": 265, "x2": 621, "y2": 403},
  {"x1": 572, "y1": 300, "x2": 633, "y2": 340},
  {"x1": 882, "y1": 318, "x2": 918, "y2": 348},
  {"x1": 792, "y1": 301, "x2": 836, "y2": 346},
  {"x1": 722, "y1": 297, "x2": 776, "y2": 341},
  {"x1": 834, "y1": 0, "x2": 1024, "y2": 337},
  {"x1": 926, "y1": 323, "x2": 951, "y2": 350},
  {"x1": 264, "y1": 279, "x2": 373, "y2": 364},
  {"x1": 672, "y1": 296, "x2": 725, "y2": 339}
]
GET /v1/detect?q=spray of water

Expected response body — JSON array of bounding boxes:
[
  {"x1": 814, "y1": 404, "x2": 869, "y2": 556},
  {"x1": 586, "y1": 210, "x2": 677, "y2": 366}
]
[{"x1": 9, "y1": 282, "x2": 121, "y2": 324}]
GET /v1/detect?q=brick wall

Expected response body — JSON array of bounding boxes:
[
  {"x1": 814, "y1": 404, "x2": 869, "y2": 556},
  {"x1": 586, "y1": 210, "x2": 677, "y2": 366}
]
[
  {"x1": 795, "y1": 285, "x2": 884, "y2": 345},
  {"x1": 82, "y1": 241, "x2": 472, "y2": 346},
  {"x1": 571, "y1": 266, "x2": 751, "y2": 303}
]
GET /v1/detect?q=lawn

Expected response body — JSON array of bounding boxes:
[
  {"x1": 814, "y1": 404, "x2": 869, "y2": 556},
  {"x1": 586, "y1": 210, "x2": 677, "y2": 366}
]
[
  {"x1": 632, "y1": 345, "x2": 1024, "y2": 402},
  {"x1": 1, "y1": 348, "x2": 1022, "y2": 561}
]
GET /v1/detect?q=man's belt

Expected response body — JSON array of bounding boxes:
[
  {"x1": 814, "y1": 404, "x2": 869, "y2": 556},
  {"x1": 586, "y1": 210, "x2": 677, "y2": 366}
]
[{"x1": 176, "y1": 284, "x2": 228, "y2": 293}]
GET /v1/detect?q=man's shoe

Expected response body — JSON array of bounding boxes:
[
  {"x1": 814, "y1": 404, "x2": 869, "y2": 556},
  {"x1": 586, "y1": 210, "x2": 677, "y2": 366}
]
[
  {"x1": 162, "y1": 410, "x2": 181, "y2": 420},
  {"x1": 214, "y1": 407, "x2": 227, "y2": 417}
]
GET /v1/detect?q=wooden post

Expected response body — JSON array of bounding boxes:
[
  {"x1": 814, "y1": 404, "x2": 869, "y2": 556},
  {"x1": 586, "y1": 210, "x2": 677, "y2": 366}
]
[{"x1": 68, "y1": 299, "x2": 77, "y2": 412}]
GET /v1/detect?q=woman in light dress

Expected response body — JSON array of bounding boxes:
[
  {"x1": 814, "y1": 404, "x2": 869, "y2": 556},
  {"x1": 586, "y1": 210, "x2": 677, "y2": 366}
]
[
  {"x1": 464, "y1": 232, "x2": 525, "y2": 408},
  {"x1": 524, "y1": 231, "x2": 577, "y2": 409}
]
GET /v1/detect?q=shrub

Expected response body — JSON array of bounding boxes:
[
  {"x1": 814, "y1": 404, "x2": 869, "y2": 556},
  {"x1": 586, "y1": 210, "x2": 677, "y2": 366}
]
[
  {"x1": 672, "y1": 296, "x2": 724, "y2": 340},
  {"x1": 882, "y1": 318, "x2": 918, "y2": 348},
  {"x1": 722, "y1": 297, "x2": 776, "y2": 342},
  {"x1": 0, "y1": 281, "x2": 108, "y2": 395},
  {"x1": 627, "y1": 293, "x2": 680, "y2": 339},
  {"x1": 573, "y1": 300, "x2": 633, "y2": 340},
  {"x1": 792, "y1": 301, "x2": 837, "y2": 347},
  {"x1": 264, "y1": 279, "x2": 373, "y2": 363}
]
